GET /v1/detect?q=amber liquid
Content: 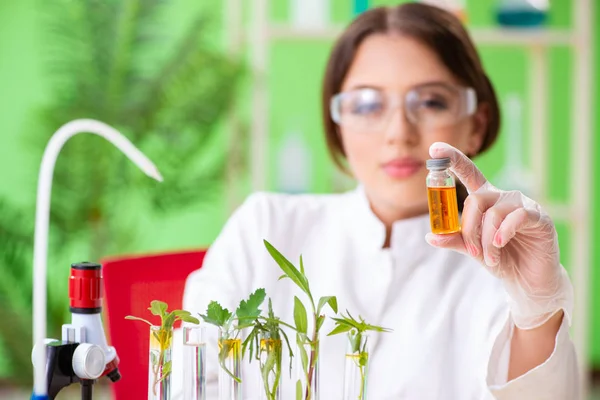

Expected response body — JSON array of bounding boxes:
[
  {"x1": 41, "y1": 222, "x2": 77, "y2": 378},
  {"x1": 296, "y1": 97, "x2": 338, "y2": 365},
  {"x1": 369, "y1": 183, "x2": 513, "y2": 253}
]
[{"x1": 427, "y1": 186, "x2": 460, "y2": 234}]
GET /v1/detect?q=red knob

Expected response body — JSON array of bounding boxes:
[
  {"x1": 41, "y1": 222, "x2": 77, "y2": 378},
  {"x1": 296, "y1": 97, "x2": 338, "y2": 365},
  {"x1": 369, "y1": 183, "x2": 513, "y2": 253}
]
[{"x1": 69, "y1": 262, "x2": 103, "y2": 313}]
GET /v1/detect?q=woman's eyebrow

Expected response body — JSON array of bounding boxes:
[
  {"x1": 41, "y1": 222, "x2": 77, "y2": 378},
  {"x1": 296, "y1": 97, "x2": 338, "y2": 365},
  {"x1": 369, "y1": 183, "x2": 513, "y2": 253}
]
[
  {"x1": 344, "y1": 84, "x2": 383, "y2": 91},
  {"x1": 345, "y1": 80, "x2": 453, "y2": 92},
  {"x1": 413, "y1": 80, "x2": 451, "y2": 87}
]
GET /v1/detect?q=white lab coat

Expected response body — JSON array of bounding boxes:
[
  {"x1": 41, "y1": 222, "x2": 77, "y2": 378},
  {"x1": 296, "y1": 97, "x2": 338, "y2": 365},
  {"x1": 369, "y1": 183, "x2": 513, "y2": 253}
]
[{"x1": 172, "y1": 188, "x2": 578, "y2": 399}]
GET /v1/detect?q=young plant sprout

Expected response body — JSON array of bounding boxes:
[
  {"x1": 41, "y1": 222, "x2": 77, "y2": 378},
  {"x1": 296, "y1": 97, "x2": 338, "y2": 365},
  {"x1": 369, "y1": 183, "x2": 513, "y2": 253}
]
[
  {"x1": 328, "y1": 311, "x2": 392, "y2": 400},
  {"x1": 126, "y1": 301, "x2": 199, "y2": 396},
  {"x1": 241, "y1": 298, "x2": 295, "y2": 400},
  {"x1": 199, "y1": 288, "x2": 267, "y2": 383},
  {"x1": 263, "y1": 240, "x2": 338, "y2": 400}
]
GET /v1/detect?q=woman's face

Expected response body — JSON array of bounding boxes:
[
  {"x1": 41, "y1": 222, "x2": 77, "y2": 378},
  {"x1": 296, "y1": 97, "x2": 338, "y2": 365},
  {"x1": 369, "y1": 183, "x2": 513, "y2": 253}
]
[{"x1": 338, "y1": 33, "x2": 487, "y2": 223}]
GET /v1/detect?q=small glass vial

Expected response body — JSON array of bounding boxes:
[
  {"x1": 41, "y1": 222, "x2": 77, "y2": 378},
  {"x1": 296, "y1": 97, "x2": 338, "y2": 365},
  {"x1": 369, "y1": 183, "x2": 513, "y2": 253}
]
[{"x1": 426, "y1": 157, "x2": 460, "y2": 234}]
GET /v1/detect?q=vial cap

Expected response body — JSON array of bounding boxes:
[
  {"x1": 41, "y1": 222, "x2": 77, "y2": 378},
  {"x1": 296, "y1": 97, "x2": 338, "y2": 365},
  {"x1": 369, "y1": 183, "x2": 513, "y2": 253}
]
[{"x1": 426, "y1": 157, "x2": 451, "y2": 170}]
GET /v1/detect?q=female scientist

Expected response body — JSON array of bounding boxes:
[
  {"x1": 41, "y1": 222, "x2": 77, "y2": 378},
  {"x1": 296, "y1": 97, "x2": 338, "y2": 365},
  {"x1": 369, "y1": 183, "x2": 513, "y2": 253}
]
[{"x1": 178, "y1": 3, "x2": 577, "y2": 399}]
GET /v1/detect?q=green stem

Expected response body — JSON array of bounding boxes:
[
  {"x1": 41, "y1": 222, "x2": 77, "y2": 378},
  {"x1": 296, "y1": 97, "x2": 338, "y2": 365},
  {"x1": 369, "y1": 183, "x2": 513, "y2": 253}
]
[
  {"x1": 219, "y1": 335, "x2": 242, "y2": 383},
  {"x1": 304, "y1": 315, "x2": 318, "y2": 400},
  {"x1": 153, "y1": 349, "x2": 162, "y2": 396},
  {"x1": 359, "y1": 360, "x2": 365, "y2": 400},
  {"x1": 259, "y1": 316, "x2": 298, "y2": 332},
  {"x1": 219, "y1": 351, "x2": 242, "y2": 383}
]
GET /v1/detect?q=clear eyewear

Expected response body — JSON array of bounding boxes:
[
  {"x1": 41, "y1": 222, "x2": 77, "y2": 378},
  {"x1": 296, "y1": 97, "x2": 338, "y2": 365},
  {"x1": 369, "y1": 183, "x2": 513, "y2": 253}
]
[{"x1": 330, "y1": 83, "x2": 477, "y2": 131}]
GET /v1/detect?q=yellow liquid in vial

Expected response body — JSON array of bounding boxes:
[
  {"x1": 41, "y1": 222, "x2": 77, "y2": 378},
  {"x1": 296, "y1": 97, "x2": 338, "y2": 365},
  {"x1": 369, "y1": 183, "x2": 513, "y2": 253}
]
[{"x1": 427, "y1": 186, "x2": 460, "y2": 234}]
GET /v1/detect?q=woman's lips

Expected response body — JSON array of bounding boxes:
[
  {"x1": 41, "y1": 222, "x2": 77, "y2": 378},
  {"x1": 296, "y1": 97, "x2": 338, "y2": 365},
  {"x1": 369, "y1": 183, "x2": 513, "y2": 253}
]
[{"x1": 382, "y1": 158, "x2": 423, "y2": 178}]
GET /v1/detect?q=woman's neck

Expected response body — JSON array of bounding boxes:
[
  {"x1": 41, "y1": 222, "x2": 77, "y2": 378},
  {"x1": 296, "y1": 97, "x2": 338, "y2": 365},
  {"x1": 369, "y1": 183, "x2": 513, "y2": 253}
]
[{"x1": 369, "y1": 200, "x2": 429, "y2": 248}]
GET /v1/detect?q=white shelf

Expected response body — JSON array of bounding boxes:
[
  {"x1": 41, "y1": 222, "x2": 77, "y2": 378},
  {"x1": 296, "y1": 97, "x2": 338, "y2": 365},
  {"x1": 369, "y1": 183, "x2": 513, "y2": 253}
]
[
  {"x1": 268, "y1": 24, "x2": 343, "y2": 40},
  {"x1": 471, "y1": 28, "x2": 576, "y2": 46},
  {"x1": 268, "y1": 24, "x2": 576, "y2": 47},
  {"x1": 544, "y1": 203, "x2": 577, "y2": 223}
]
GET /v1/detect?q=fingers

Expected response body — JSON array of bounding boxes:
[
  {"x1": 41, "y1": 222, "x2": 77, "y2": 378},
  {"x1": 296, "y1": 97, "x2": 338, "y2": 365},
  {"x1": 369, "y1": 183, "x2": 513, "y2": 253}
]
[
  {"x1": 460, "y1": 191, "x2": 499, "y2": 260},
  {"x1": 480, "y1": 204, "x2": 515, "y2": 267},
  {"x1": 432, "y1": 192, "x2": 518, "y2": 272},
  {"x1": 493, "y1": 208, "x2": 542, "y2": 248},
  {"x1": 425, "y1": 232, "x2": 467, "y2": 255},
  {"x1": 429, "y1": 142, "x2": 487, "y2": 193}
]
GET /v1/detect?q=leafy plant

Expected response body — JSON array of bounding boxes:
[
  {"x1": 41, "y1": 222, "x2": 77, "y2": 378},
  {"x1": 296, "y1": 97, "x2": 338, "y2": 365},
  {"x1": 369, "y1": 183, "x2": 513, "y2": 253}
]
[
  {"x1": 328, "y1": 311, "x2": 392, "y2": 400},
  {"x1": 242, "y1": 298, "x2": 295, "y2": 400},
  {"x1": 199, "y1": 288, "x2": 266, "y2": 383},
  {"x1": 0, "y1": 198, "x2": 71, "y2": 385},
  {"x1": 35, "y1": 0, "x2": 243, "y2": 260},
  {"x1": 263, "y1": 240, "x2": 338, "y2": 400},
  {"x1": 0, "y1": 0, "x2": 243, "y2": 386},
  {"x1": 126, "y1": 300, "x2": 199, "y2": 396}
]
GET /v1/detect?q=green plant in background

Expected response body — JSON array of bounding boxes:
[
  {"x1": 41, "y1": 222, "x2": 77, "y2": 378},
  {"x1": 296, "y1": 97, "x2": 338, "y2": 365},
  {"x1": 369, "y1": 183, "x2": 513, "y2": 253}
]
[
  {"x1": 36, "y1": 0, "x2": 242, "y2": 260},
  {"x1": 263, "y1": 240, "x2": 338, "y2": 400},
  {"x1": 0, "y1": 0, "x2": 242, "y2": 385},
  {"x1": 328, "y1": 311, "x2": 391, "y2": 400},
  {"x1": 0, "y1": 198, "x2": 69, "y2": 386},
  {"x1": 126, "y1": 300, "x2": 199, "y2": 396}
]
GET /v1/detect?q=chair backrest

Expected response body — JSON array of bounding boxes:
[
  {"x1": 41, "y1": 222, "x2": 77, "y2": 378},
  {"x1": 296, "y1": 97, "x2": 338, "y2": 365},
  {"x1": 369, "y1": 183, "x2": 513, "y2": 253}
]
[{"x1": 102, "y1": 249, "x2": 206, "y2": 400}]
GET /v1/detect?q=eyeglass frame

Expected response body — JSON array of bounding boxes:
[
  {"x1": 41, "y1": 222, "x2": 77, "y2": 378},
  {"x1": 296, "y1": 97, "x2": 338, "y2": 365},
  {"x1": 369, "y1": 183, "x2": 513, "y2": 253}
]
[{"x1": 329, "y1": 83, "x2": 478, "y2": 130}]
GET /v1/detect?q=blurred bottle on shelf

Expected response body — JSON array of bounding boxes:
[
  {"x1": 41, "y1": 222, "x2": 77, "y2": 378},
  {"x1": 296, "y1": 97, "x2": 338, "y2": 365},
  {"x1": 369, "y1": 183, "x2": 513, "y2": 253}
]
[
  {"x1": 496, "y1": 0, "x2": 549, "y2": 27},
  {"x1": 493, "y1": 93, "x2": 536, "y2": 197},
  {"x1": 276, "y1": 130, "x2": 312, "y2": 194},
  {"x1": 353, "y1": 0, "x2": 370, "y2": 16},
  {"x1": 290, "y1": 0, "x2": 329, "y2": 28}
]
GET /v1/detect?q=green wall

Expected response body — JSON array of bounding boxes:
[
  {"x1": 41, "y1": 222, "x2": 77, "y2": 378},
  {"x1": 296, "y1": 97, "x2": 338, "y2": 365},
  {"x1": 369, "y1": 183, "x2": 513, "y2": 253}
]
[{"x1": 0, "y1": 0, "x2": 597, "y2": 378}]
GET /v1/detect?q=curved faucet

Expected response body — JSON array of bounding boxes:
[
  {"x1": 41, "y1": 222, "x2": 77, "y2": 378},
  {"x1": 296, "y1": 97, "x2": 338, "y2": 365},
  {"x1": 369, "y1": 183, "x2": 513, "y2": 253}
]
[{"x1": 32, "y1": 119, "x2": 162, "y2": 398}]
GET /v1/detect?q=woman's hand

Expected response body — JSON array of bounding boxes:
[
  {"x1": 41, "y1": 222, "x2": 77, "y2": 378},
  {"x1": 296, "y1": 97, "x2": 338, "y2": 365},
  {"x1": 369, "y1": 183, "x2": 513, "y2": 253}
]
[{"x1": 425, "y1": 142, "x2": 573, "y2": 330}]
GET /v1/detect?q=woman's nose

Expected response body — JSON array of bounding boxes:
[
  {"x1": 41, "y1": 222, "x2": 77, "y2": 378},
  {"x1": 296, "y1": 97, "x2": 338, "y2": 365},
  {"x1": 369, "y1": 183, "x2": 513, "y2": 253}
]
[{"x1": 383, "y1": 107, "x2": 419, "y2": 145}]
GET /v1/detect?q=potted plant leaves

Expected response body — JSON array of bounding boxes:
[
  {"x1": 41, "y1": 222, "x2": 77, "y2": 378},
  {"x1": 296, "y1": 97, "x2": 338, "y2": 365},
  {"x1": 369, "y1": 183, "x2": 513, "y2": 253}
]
[
  {"x1": 328, "y1": 311, "x2": 391, "y2": 400},
  {"x1": 126, "y1": 300, "x2": 199, "y2": 400}
]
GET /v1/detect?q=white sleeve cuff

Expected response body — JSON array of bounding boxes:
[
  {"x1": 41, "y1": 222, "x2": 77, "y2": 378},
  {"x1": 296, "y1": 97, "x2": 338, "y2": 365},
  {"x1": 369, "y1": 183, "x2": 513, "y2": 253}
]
[{"x1": 486, "y1": 314, "x2": 579, "y2": 399}]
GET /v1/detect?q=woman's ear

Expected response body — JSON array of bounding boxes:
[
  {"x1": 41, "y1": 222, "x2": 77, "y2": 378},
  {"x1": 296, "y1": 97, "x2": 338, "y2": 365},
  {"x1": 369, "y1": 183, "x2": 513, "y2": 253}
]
[{"x1": 466, "y1": 103, "x2": 489, "y2": 157}]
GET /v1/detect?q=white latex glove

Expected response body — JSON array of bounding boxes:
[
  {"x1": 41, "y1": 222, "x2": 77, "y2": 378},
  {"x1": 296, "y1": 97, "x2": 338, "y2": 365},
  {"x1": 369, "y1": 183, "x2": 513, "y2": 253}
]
[{"x1": 425, "y1": 142, "x2": 573, "y2": 330}]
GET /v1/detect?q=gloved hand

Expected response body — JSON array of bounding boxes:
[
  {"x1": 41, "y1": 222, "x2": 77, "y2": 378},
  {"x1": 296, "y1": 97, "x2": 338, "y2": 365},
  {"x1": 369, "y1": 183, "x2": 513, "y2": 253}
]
[{"x1": 425, "y1": 142, "x2": 573, "y2": 330}]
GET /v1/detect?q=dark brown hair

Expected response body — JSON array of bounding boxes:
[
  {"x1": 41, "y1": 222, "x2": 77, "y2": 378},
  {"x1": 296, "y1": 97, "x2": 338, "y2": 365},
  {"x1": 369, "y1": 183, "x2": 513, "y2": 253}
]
[{"x1": 321, "y1": 3, "x2": 501, "y2": 207}]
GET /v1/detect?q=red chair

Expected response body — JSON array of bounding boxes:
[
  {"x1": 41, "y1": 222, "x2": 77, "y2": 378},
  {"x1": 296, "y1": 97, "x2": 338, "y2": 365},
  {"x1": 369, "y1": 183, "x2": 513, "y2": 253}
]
[{"x1": 102, "y1": 249, "x2": 206, "y2": 400}]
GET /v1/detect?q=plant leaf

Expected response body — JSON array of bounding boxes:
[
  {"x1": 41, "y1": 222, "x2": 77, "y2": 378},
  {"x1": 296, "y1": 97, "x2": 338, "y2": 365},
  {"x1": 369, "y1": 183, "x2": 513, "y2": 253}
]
[
  {"x1": 179, "y1": 315, "x2": 200, "y2": 325},
  {"x1": 331, "y1": 317, "x2": 361, "y2": 330},
  {"x1": 349, "y1": 330, "x2": 361, "y2": 353},
  {"x1": 326, "y1": 324, "x2": 353, "y2": 336},
  {"x1": 297, "y1": 335, "x2": 308, "y2": 374},
  {"x1": 150, "y1": 300, "x2": 168, "y2": 317},
  {"x1": 163, "y1": 311, "x2": 176, "y2": 330},
  {"x1": 293, "y1": 297, "x2": 308, "y2": 335},
  {"x1": 316, "y1": 315, "x2": 325, "y2": 332},
  {"x1": 242, "y1": 327, "x2": 258, "y2": 358},
  {"x1": 329, "y1": 311, "x2": 393, "y2": 336},
  {"x1": 296, "y1": 379, "x2": 302, "y2": 400},
  {"x1": 359, "y1": 351, "x2": 369, "y2": 367},
  {"x1": 172, "y1": 310, "x2": 191, "y2": 317},
  {"x1": 199, "y1": 301, "x2": 232, "y2": 327},
  {"x1": 124, "y1": 316, "x2": 153, "y2": 326},
  {"x1": 299, "y1": 255, "x2": 305, "y2": 275},
  {"x1": 162, "y1": 360, "x2": 172, "y2": 376},
  {"x1": 279, "y1": 327, "x2": 294, "y2": 375},
  {"x1": 263, "y1": 240, "x2": 309, "y2": 295},
  {"x1": 236, "y1": 288, "x2": 266, "y2": 321},
  {"x1": 317, "y1": 296, "x2": 338, "y2": 314}
]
